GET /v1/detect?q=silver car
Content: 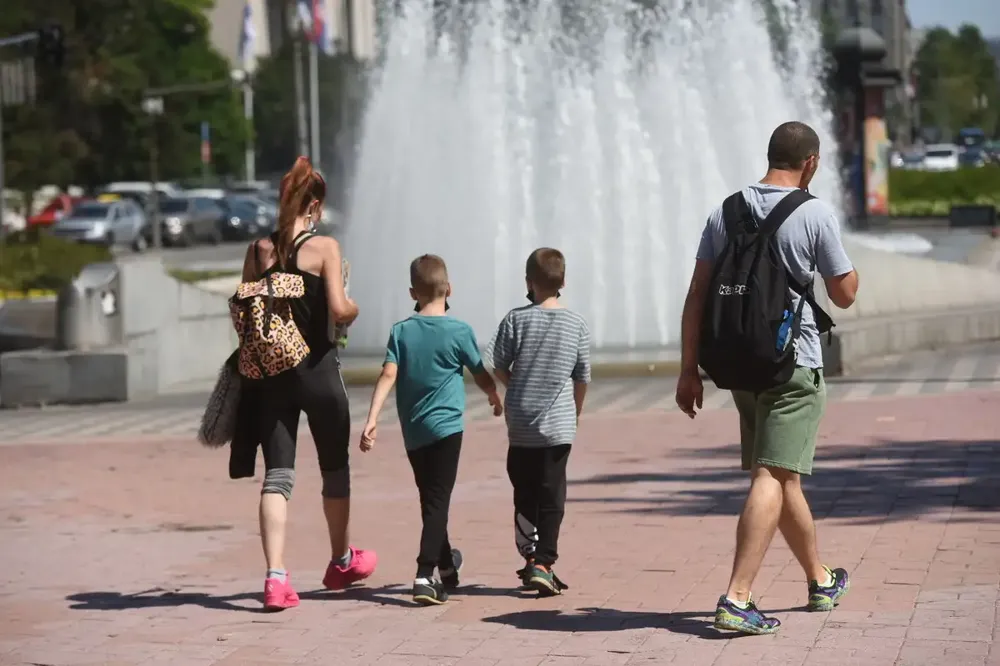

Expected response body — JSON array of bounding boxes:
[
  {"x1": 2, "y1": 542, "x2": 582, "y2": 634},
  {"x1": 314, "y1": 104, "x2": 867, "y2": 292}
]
[{"x1": 50, "y1": 199, "x2": 149, "y2": 251}]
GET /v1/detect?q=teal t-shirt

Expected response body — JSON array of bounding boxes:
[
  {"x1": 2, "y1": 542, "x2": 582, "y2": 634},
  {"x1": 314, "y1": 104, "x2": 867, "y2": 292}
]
[{"x1": 385, "y1": 314, "x2": 485, "y2": 450}]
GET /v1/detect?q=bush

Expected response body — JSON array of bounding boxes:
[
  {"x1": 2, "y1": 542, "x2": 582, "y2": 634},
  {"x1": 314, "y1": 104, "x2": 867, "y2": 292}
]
[
  {"x1": 889, "y1": 166, "x2": 1000, "y2": 216},
  {"x1": 0, "y1": 230, "x2": 112, "y2": 294}
]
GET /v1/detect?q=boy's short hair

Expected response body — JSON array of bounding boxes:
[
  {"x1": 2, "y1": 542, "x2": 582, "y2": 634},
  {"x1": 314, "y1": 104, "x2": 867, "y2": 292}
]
[
  {"x1": 410, "y1": 254, "x2": 449, "y2": 298},
  {"x1": 525, "y1": 248, "x2": 565, "y2": 291}
]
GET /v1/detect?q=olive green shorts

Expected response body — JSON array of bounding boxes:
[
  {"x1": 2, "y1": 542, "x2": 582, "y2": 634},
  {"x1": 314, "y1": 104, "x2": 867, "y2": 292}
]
[{"x1": 731, "y1": 366, "x2": 826, "y2": 476}]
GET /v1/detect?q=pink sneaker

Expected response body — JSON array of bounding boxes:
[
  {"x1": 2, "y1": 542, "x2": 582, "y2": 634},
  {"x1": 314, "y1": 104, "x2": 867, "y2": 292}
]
[
  {"x1": 322, "y1": 547, "x2": 377, "y2": 590},
  {"x1": 263, "y1": 575, "x2": 300, "y2": 611}
]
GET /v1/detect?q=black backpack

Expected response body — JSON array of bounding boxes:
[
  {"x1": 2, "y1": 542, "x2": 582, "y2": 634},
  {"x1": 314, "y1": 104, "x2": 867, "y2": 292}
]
[{"x1": 698, "y1": 189, "x2": 834, "y2": 393}]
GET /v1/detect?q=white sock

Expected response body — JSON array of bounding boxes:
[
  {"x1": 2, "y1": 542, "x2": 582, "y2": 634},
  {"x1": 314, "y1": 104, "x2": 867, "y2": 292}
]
[
  {"x1": 414, "y1": 577, "x2": 433, "y2": 586},
  {"x1": 817, "y1": 569, "x2": 834, "y2": 588},
  {"x1": 726, "y1": 593, "x2": 751, "y2": 609}
]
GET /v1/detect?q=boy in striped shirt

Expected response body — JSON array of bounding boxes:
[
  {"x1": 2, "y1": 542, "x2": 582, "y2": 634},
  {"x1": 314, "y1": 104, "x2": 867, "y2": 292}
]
[{"x1": 489, "y1": 248, "x2": 591, "y2": 596}]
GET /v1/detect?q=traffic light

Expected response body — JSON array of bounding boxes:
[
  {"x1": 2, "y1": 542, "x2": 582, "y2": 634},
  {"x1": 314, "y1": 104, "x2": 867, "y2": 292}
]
[{"x1": 37, "y1": 24, "x2": 64, "y2": 68}]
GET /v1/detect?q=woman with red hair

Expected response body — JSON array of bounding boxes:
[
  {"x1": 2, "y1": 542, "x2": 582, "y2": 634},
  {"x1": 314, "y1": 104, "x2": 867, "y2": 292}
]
[{"x1": 239, "y1": 156, "x2": 376, "y2": 610}]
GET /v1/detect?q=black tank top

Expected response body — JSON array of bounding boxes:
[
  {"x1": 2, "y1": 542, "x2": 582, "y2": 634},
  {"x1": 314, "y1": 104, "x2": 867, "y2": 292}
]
[{"x1": 259, "y1": 231, "x2": 334, "y2": 357}]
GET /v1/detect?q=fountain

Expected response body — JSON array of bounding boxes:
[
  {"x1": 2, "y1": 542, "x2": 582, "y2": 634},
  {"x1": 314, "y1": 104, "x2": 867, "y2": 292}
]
[{"x1": 344, "y1": 0, "x2": 841, "y2": 352}]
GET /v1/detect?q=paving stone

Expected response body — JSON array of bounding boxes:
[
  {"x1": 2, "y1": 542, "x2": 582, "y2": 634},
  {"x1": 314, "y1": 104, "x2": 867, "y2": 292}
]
[{"x1": 0, "y1": 386, "x2": 997, "y2": 665}]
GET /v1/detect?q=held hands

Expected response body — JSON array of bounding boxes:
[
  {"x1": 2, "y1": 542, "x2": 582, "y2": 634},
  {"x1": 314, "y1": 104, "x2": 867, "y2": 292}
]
[
  {"x1": 359, "y1": 420, "x2": 377, "y2": 452},
  {"x1": 675, "y1": 369, "x2": 703, "y2": 419},
  {"x1": 488, "y1": 391, "x2": 503, "y2": 417}
]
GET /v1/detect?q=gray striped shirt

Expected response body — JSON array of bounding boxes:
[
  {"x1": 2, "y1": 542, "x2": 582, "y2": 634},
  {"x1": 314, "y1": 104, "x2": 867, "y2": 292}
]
[{"x1": 489, "y1": 305, "x2": 591, "y2": 448}]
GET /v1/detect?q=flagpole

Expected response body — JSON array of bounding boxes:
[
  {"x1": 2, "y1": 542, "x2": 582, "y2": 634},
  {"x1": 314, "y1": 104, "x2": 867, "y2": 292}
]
[
  {"x1": 240, "y1": 1, "x2": 257, "y2": 182},
  {"x1": 292, "y1": 27, "x2": 309, "y2": 158},
  {"x1": 244, "y1": 76, "x2": 255, "y2": 181},
  {"x1": 309, "y1": 37, "x2": 320, "y2": 168}
]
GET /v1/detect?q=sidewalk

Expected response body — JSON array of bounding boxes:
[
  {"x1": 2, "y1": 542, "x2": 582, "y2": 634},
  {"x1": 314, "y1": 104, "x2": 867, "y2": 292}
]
[{"x1": 0, "y1": 389, "x2": 998, "y2": 665}]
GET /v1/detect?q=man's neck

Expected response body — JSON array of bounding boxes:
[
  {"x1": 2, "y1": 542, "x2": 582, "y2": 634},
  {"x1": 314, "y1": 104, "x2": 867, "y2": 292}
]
[
  {"x1": 759, "y1": 169, "x2": 803, "y2": 189},
  {"x1": 417, "y1": 299, "x2": 447, "y2": 316}
]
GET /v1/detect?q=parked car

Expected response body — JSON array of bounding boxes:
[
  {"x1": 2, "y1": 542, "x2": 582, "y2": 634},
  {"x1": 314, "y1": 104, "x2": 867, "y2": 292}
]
[
  {"x1": 922, "y1": 144, "x2": 960, "y2": 171},
  {"x1": 155, "y1": 196, "x2": 225, "y2": 246},
  {"x1": 101, "y1": 181, "x2": 182, "y2": 199},
  {"x1": 220, "y1": 195, "x2": 275, "y2": 240},
  {"x1": 959, "y1": 147, "x2": 987, "y2": 168},
  {"x1": 50, "y1": 198, "x2": 149, "y2": 251},
  {"x1": 28, "y1": 194, "x2": 85, "y2": 228}
]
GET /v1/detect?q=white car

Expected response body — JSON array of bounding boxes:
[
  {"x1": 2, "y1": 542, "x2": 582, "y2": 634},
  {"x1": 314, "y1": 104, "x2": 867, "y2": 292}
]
[{"x1": 922, "y1": 144, "x2": 960, "y2": 172}]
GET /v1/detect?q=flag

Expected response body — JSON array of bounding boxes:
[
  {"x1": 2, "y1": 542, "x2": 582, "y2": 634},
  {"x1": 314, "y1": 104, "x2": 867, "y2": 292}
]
[
  {"x1": 298, "y1": 0, "x2": 334, "y2": 55},
  {"x1": 238, "y1": 0, "x2": 255, "y2": 69}
]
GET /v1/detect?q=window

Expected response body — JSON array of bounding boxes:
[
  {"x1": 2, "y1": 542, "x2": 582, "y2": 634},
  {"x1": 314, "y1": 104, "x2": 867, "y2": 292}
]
[{"x1": 871, "y1": 0, "x2": 884, "y2": 34}]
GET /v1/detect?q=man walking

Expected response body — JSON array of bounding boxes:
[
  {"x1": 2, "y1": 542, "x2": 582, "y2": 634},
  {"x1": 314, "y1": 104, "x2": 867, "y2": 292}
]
[{"x1": 675, "y1": 121, "x2": 860, "y2": 635}]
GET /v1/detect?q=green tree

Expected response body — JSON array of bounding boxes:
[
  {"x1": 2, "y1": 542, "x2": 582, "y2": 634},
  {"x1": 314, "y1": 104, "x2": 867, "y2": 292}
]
[
  {"x1": 914, "y1": 24, "x2": 1000, "y2": 138},
  {"x1": 0, "y1": 0, "x2": 247, "y2": 194}
]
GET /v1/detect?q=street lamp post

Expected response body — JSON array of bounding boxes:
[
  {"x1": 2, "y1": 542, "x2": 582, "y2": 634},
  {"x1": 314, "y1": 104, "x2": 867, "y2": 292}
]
[
  {"x1": 141, "y1": 96, "x2": 164, "y2": 250},
  {"x1": 140, "y1": 74, "x2": 245, "y2": 249}
]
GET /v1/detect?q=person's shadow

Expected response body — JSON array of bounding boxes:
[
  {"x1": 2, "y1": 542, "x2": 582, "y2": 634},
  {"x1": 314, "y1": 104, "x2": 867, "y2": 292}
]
[
  {"x1": 65, "y1": 582, "x2": 519, "y2": 613},
  {"x1": 482, "y1": 605, "x2": 807, "y2": 639}
]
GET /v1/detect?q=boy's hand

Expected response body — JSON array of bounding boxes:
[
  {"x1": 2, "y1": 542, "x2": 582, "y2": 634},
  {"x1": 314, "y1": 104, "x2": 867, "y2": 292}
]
[
  {"x1": 359, "y1": 421, "x2": 377, "y2": 452},
  {"x1": 488, "y1": 391, "x2": 503, "y2": 417}
]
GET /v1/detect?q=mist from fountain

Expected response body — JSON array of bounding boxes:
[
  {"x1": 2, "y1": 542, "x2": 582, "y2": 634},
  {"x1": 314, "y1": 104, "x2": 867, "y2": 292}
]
[{"x1": 344, "y1": 0, "x2": 841, "y2": 352}]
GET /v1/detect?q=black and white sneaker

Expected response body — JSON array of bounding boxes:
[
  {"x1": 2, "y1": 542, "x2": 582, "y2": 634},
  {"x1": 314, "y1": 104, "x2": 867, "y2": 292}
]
[
  {"x1": 412, "y1": 578, "x2": 449, "y2": 606},
  {"x1": 439, "y1": 548, "x2": 464, "y2": 589}
]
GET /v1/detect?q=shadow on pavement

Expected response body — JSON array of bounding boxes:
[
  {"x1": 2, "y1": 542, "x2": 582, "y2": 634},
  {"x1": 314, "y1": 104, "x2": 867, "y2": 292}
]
[
  {"x1": 481, "y1": 606, "x2": 804, "y2": 638},
  {"x1": 66, "y1": 583, "x2": 519, "y2": 613},
  {"x1": 570, "y1": 439, "x2": 1000, "y2": 524}
]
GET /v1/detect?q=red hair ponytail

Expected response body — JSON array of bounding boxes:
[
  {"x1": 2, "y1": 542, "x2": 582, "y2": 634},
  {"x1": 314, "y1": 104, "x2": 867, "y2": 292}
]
[{"x1": 276, "y1": 156, "x2": 327, "y2": 267}]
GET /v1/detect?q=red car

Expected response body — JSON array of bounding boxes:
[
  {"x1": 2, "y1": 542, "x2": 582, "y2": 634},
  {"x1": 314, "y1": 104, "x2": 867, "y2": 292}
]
[{"x1": 28, "y1": 194, "x2": 84, "y2": 227}]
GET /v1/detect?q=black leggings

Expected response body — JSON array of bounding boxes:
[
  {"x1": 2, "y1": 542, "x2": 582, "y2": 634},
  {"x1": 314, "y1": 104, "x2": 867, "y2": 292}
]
[
  {"x1": 259, "y1": 348, "x2": 351, "y2": 494},
  {"x1": 407, "y1": 432, "x2": 462, "y2": 578},
  {"x1": 507, "y1": 445, "x2": 571, "y2": 567}
]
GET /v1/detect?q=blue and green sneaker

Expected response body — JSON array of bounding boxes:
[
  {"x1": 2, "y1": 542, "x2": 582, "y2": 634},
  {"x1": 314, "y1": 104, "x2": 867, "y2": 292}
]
[
  {"x1": 808, "y1": 566, "x2": 850, "y2": 611},
  {"x1": 713, "y1": 595, "x2": 781, "y2": 635}
]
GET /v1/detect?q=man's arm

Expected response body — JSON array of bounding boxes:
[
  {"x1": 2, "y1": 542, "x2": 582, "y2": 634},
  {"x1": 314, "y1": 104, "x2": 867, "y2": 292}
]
[
  {"x1": 679, "y1": 259, "x2": 714, "y2": 375},
  {"x1": 814, "y1": 205, "x2": 859, "y2": 309},
  {"x1": 494, "y1": 368, "x2": 511, "y2": 387},
  {"x1": 824, "y1": 270, "x2": 859, "y2": 309}
]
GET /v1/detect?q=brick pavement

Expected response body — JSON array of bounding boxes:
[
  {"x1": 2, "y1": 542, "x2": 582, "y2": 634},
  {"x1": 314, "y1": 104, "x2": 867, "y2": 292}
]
[{"x1": 0, "y1": 388, "x2": 997, "y2": 665}]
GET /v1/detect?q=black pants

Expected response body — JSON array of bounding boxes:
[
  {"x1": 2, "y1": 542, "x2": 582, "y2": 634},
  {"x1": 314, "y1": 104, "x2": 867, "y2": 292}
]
[
  {"x1": 407, "y1": 432, "x2": 462, "y2": 578},
  {"x1": 507, "y1": 445, "x2": 571, "y2": 567},
  {"x1": 259, "y1": 347, "x2": 351, "y2": 474}
]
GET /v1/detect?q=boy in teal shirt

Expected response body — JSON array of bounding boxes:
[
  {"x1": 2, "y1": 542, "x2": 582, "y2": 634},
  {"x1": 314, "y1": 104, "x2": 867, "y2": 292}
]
[{"x1": 360, "y1": 254, "x2": 502, "y2": 605}]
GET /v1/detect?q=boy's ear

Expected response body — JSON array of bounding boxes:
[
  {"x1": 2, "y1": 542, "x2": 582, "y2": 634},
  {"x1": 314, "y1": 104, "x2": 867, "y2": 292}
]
[
  {"x1": 409, "y1": 287, "x2": 417, "y2": 302},
  {"x1": 446, "y1": 283, "x2": 452, "y2": 298}
]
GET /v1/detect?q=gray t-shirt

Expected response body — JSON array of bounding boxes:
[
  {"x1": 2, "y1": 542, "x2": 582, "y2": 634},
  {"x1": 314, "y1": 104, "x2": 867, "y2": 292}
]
[
  {"x1": 696, "y1": 183, "x2": 854, "y2": 369},
  {"x1": 489, "y1": 305, "x2": 591, "y2": 447}
]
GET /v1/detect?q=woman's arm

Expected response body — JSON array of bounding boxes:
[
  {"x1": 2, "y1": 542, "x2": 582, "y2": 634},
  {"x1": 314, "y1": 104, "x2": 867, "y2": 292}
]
[{"x1": 321, "y1": 237, "x2": 359, "y2": 324}]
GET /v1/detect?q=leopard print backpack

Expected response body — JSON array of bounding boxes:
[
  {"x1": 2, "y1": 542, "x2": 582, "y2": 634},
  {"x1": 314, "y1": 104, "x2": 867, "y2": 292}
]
[{"x1": 229, "y1": 235, "x2": 313, "y2": 380}]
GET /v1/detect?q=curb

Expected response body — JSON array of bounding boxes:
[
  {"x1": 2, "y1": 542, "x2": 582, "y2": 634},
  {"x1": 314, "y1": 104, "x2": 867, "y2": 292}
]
[
  {"x1": 0, "y1": 289, "x2": 57, "y2": 300},
  {"x1": 339, "y1": 359, "x2": 684, "y2": 386}
]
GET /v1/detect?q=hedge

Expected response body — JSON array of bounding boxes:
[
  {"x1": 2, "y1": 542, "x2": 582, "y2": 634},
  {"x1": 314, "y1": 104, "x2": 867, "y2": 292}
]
[
  {"x1": 0, "y1": 231, "x2": 112, "y2": 294},
  {"x1": 889, "y1": 166, "x2": 1000, "y2": 216}
]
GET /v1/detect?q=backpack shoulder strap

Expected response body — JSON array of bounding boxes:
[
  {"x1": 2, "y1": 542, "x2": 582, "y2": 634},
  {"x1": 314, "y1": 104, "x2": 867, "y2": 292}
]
[
  {"x1": 758, "y1": 189, "x2": 815, "y2": 237},
  {"x1": 288, "y1": 231, "x2": 317, "y2": 270},
  {"x1": 721, "y1": 191, "x2": 753, "y2": 238}
]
